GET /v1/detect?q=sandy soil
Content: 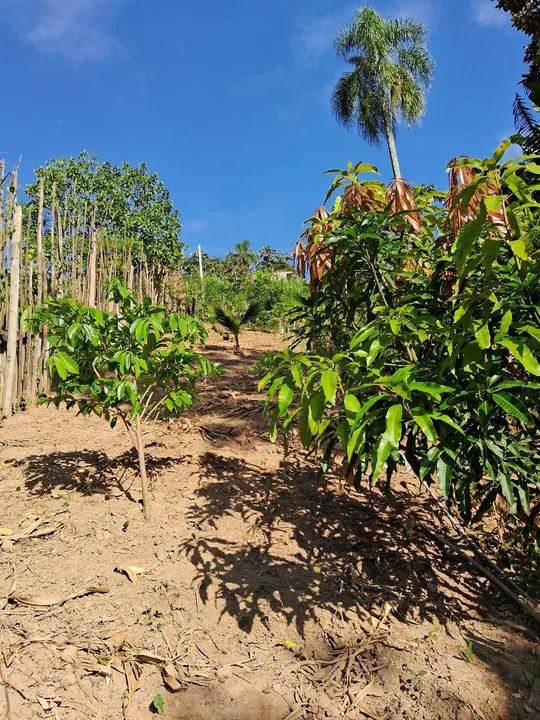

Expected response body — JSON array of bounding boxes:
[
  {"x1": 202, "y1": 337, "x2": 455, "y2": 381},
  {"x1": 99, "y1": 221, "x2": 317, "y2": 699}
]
[{"x1": 0, "y1": 330, "x2": 539, "y2": 720}]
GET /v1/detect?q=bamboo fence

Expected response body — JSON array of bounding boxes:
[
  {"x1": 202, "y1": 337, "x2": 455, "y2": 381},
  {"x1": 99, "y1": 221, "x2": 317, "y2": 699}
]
[{"x1": 0, "y1": 162, "x2": 182, "y2": 419}]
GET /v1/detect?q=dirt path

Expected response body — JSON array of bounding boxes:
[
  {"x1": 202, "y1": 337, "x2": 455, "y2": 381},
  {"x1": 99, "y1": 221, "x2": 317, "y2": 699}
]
[{"x1": 0, "y1": 331, "x2": 538, "y2": 720}]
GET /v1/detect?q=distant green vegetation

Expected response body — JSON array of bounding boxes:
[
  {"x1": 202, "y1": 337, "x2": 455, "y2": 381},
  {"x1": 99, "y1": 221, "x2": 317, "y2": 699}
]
[{"x1": 180, "y1": 240, "x2": 307, "y2": 333}]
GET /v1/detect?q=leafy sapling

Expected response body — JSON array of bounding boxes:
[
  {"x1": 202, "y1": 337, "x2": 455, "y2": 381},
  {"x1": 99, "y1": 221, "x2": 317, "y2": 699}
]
[{"x1": 29, "y1": 279, "x2": 219, "y2": 520}]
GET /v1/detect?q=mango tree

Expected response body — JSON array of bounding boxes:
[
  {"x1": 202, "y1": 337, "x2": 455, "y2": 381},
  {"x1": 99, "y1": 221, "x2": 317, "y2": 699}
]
[{"x1": 261, "y1": 142, "x2": 540, "y2": 541}]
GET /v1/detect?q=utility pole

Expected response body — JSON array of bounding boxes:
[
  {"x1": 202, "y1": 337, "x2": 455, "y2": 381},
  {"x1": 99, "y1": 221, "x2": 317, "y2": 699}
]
[{"x1": 197, "y1": 244, "x2": 204, "y2": 281}]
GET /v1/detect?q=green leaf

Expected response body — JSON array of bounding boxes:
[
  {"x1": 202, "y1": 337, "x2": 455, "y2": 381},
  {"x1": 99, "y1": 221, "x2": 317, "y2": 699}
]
[
  {"x1": 452, "y1": 218, "x2": 483, "y2": 273},
  {"x1": 499, "y1": 475, "x2": 515, "y2": 508},
  {"x1": 151, "y1": 693, "x2": 165, "y2": 715},
  {"x1": 500, "y1": 339, "x2": 540, "y2": 376},
  {"x1": 371, "y1": 404, "x2": 402, "y2": 484},
  {"x1": 521, "y1": 324, "x2": 540, "y2": 343},
  {"x1": 492, "y1": 392, "x2": 532, "y2": 424},
  {"x1": 494, "y1": 310, "x2": 512, "y2": 341},
  {"x1": 495, "y1": 380, "x2": 540, "y2": 390},
  {"x1": 53, "y1": 355, "x2": 67, "y2": 380},
  {"x1": 474, "y1": 322, "x2": 491, "y2": 350},
  {"x1": 308, "y1": 390, "x2": 325, "y2": 433},
  {"x1": 57, "y1": 351, "x2": 79, "y2": 374},
  {"x1": 412, "y1": 409, "x2": 437, "y2": 443},
  {"x1": 385, "y1": 403, "x2": 403, "y2": 446},
  {"x1": 409, "y1": 381, "x2": 454, "y2": 401},
  {"x1": 347, "y1": 427, "x2": 364, "y2": 462},
  {"x1": 266, "y1": 376, "x2": 285, "y2": 401},
  {"x1": 277, "y1": 382, "x2": 294, "y2": 414},
  {"x1": 492, "y1": 138, "x2": 511, "y2": 163},
  {"x1": 431, "y1": 413, "x2": 466, "y2": 435},
  {"x1": 258, "y1": 371, "x2": 274, "y2": 392},
  {"x1": 344, "y1": 393, "x2": 361, "y2": 418},
  {"x1": 437, "y1": 454, "x2": 453, "y2": 499},
  {"x1": 320, "y1": 370, "x2": 338, "y2": 404},
  {"x1": 371, "y1": 438, "x2": 393, "y2": 484},
  {"x1": 509, "y1": 238, "x2": 530, "y2": 260}
]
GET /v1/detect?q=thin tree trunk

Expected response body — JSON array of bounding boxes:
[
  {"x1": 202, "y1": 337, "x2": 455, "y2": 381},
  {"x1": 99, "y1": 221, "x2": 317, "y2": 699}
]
[
  {"x1": 50, "y1": 182, "x2": 57, "y2": 296},
  {"x1": 3, "y1": 205, "x2": 22, "y2": 418},
  {"x1": 56, "y1": 200, "x2": 64, "y2": 295},
  {"x1": 135, "y1": 414, "x2": 151, "y2": 521},
  {"x1": 0, "y1": 159, "x2": 4, "y2": 232},
  {"x1": 384, "y1": 115, "x2": 402, "y2": 180},
  {"x1": 88, "y1": 230, "x2": 97, "y2": 307},
  {"x1": 37, "y1": 176, "x2": 45, "y2": 304}
]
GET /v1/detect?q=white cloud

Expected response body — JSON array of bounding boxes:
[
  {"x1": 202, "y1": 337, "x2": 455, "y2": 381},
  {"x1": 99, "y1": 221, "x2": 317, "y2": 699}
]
[
  {"x1": 293, "y1": 4, "x2": 357, "y2": 69},
  {"x1": 388, "y1": 0, "x2": 435, "y2": 23},
  {"x1": 183, "y1": 219, "x2": 208, "y2": 234},
  {"x1": 471, "y1": 0, "x2": 509, "y2": 27},
  {"x1": 0, "y1": 0, "x2": 129, "y2": 61}
]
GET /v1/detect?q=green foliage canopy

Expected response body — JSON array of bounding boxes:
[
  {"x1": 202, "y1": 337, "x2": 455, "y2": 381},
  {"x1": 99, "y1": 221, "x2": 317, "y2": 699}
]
[
  {"x1": 25, "y1": 152, "x2": 183, "y2": 269},
  {"x1": 261, "y1": 142, "x2": 540, "y2": 540}
]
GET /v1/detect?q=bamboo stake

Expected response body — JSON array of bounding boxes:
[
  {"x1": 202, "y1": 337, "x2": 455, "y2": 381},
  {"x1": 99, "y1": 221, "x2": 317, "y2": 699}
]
[
  {"x1": 2, "y1": 205, "x2": 22, "y2": 418},
  {"x1": 36, "y1": 175, "x2": 45, "y2": 303},
  {"x1": 50, "y1": 182, "x2": 57, "y2": 296},
  {"x1": 88, "y1": 229, "x2": 97, "y2": 307}
]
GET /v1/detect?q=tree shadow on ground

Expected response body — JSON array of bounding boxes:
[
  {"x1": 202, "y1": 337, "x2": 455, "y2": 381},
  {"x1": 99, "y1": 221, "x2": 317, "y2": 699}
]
[
  {"x1": 14, "y1": 449, "x2": 180, "y2": 502},
  {"x1": 180, "y1": 451, "x2": 540, "y2": 718},
  {"x1": 182, "y1": 452, "x2": 502, "y2": 636}
]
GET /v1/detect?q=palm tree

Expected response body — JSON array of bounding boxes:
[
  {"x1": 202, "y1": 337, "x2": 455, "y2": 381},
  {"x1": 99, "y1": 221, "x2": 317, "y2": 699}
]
[
  {"x1": 226, "y1": 240, "x2": 258, "y2": 277},
  {"x1": 331, "y1": 6, "x2": 434, "y2": 179},
  {"x1": 214, "y1": 302, "x2": 263, "y2": 350},
  {"x1": 497, "y1": 1, "x2": 540, "y2": 153}
]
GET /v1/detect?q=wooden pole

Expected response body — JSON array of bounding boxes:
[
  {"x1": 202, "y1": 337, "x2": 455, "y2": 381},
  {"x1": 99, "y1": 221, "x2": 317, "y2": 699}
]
[
  {"x1": 2, "y1": 205, "x2": 22, "y2": 418},
  {"x1": 36, "y1": 176, "x2": 45, "y2": 303},
  {"x1": 88, "y1": 230, "x2": 97, "y2": 307}
]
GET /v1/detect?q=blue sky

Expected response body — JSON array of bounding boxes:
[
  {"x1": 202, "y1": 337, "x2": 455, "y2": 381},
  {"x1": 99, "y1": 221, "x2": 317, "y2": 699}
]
[{"x1": 0, "y1": 0, "x2": 527, "y2": 257}]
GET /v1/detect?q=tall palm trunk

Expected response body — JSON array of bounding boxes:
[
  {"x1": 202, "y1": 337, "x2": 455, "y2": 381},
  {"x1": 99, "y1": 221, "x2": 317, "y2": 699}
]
[{"x1": 384, "y1": 114, "x2": 402, "y2": 179}]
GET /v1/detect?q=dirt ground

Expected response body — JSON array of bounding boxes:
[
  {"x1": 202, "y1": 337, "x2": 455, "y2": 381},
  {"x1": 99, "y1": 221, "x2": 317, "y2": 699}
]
[{"x1": 0, "y1": 330, "x2": 539, "y2": 720}]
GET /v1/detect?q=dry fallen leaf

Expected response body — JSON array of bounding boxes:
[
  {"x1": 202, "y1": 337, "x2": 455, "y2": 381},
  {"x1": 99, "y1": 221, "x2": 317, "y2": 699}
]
[
  {"x1": 9, "y1": 585, "x2": 109, "y2": 608},
  {"x1": 0, "y1": 526, "x2": 13, "y2": 536},
  {"x1": 115, "y1": 564, "x2": 149, "y2": 584},
  {"x1": 36, "y1": 696, "x2": 53, "y2": 711},
  {"x1": 105, "y1": 631, "x2": 137, "y2": 650},
  {"x1": 10, "y1": 592, "x2": 63, "y2": 607},
  {"x1": 132, "y1": 650, "x2": 166, "y2": 665},
  {"x1": 162, "y1": 664, "x2": 183, "y2": 692},
  {"x1": 74, "y1": 661, "x2": 113, "y2": 678}
]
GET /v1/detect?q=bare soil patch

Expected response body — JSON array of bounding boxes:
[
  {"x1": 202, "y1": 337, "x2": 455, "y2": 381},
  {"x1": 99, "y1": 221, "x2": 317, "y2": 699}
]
[{"x1": 0, "y1": 330, "x2": 538, "y2": 720}]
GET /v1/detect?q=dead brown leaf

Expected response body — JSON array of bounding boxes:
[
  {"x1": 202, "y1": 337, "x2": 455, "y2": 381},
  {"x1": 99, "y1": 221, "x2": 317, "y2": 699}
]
[
  {"x1": 9, "y1": 585, "x2": 109, "y2": 608},
  {"x1": 115, "y1": 564, "x2": 151, "y2": 583},
  {"x1": 162, "y1": 664, "x2": 183, "y2": 692}
]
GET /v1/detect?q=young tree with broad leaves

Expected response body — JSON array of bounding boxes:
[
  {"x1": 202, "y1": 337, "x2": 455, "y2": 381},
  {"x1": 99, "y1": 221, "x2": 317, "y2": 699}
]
[
  {"x1": 331, "y1": 6, "x2": 434, "y2": 179},
  {"x1": 28, "y1": 280, "x2": 218, "y2": 521}
]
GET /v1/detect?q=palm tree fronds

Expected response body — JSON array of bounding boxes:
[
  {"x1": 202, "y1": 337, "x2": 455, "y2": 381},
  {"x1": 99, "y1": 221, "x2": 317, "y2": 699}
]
[
  {"x1": 514, "y1": 94, "x2": 540, "y2": 153},
  {"x1": 241, "y1": 301, "x2": 263, "y2": 325},
  {"x1": 331, "y1": 5, "x2": 433, "y2": 176},
  {"x1": 214, "y1": 307, "x2": 241, "y2": 334}
]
